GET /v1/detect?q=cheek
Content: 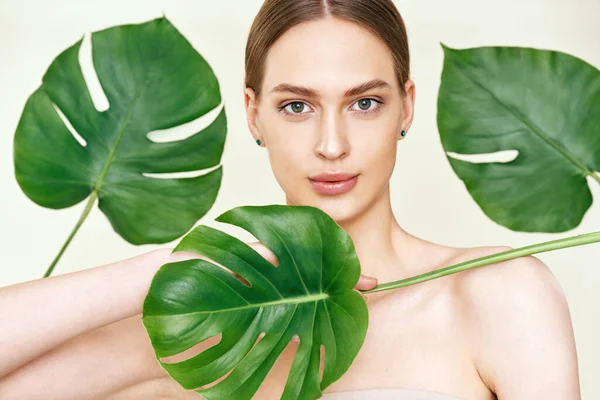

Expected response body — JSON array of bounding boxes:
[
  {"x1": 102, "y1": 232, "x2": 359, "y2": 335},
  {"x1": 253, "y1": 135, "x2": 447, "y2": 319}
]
[
  {"x1": 265, "y1": 138, "x2": 311, "y2": 197},
  {"x1": 268, "y1": 140, "x2": 308, "y2": 173},
  {"x1": 354, "y1": 127, "x2": 398, "y2": 176},
  {"x1": 265, "y1": 122, "x2": 315, "y2": 176}
]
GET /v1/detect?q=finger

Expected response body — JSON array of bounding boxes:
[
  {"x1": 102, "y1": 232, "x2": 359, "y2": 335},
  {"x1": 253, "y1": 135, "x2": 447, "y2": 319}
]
[
  {"x1": 353, "y1": 288, "x2": 370, "y2": 304},
  {"x1": 355, "y1": 275, "x2": 377, "y2": 291},
  {"x1": 291, "y1": 334, "x2": 300, "y2": 343}
]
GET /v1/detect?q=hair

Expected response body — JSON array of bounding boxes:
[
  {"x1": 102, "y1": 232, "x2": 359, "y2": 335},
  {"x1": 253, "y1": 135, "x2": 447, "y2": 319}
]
[{"x1": 244, "y1": 0, "x2": 410, "y2": 101}]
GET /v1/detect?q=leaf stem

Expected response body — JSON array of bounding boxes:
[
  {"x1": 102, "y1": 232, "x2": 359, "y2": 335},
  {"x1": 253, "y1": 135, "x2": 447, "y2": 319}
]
[
  {"x1": 360, "y1": 231, "x2": 600, "y2": 294},
  {"x1": 42, "y1": 191, "x2": 98, "y2": 278},
  {"x1": 590, "y1": 171, "x2": 600, "y2": 185}
]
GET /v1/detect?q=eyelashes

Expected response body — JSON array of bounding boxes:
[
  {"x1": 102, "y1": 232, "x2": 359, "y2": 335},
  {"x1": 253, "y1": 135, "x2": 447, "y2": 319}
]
[{"x1": 278, "y1": 98, "x2": 384, "y2": 118}]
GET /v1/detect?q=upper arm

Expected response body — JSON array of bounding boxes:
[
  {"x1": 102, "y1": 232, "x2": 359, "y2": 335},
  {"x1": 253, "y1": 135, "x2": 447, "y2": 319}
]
[{"x1": 461, "y1": 253, "x2": 580, "y2": 399}]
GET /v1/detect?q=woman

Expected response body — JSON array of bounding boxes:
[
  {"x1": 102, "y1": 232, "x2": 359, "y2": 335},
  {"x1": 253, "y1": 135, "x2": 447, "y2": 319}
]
[{"x1": 0, "y1": 0, "x2": 580, "y2": 399}]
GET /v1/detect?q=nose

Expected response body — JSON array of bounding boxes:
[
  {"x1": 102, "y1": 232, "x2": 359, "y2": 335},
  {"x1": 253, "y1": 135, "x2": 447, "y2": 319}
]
[{"x1": 314, "y1": 112, "x2": 350, "y2": 160}]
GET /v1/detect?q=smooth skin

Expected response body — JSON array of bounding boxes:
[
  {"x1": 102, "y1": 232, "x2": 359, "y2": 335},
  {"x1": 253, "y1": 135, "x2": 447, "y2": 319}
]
[{"x1": 0, "y1": 16, "x2": 579, "y2": 400}]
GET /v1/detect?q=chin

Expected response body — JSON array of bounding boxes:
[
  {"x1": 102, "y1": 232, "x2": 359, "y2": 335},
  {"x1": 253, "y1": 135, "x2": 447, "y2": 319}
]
[
  {"x1": 300, "y1": 194, "x2": 364, "y2": 225},
  {"x1": 282, "y1": 178, "x2": 370, "y2": 225}
]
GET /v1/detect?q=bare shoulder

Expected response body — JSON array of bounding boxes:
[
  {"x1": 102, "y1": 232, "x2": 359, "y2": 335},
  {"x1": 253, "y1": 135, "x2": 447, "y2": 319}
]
[
  {"x1": 451, "y1": 245, "x2": 565, "y2": 306},
  {"x1": 450, "y1": 245, "x2": 580, "y2": 398}
]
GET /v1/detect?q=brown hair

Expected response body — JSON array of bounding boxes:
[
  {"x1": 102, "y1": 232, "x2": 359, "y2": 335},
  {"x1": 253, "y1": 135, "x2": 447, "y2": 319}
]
[{"x1": 244, "y1": 0, "x2": 410, "y2": 100}]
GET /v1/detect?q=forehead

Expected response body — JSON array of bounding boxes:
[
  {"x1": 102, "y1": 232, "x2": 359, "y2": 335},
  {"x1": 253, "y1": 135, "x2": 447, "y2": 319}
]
[{"x1": 262, "y1": 17, "x2": 397, "y2": 94}]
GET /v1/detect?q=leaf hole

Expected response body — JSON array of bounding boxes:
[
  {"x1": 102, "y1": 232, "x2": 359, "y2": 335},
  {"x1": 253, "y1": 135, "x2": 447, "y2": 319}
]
[
  {"x1": 446, "y1": 149, "x2": 518, "y2": 164},
  {"x1": 142, "y1": 163, "x2": 221, "y2": 180},
  {"x1": 160, "y1": 333, "x2": 222, "y2": 364},
  {"x1": 52, "y1": 103, "x2": 87, "y2": 147},
  {"x1": 192, "y1": 331, "x2": 266, "y2": 391},
  {"x1": 193, "y1": 360, "x2": 235, "y2": 390},
  {"x1": 79, "y1": 32, "x2": 110, "y2": 112},
  {"x1": 146, "y1": 102, "x2": 224, "y2": 143},
  {"x1": 261, "y1": 333, "x2": 301, "y2": 398},
  {"x1": 169, "y1": 250, "x2": 253, "y2": 288},
  {"x1": 207, "y1": 257, "x2": 252, "y2": 288},
  {"x1": 168, "y1": 250, "x2": 252, "y2": 287},
  {"x1": 319, "y1": 344, "x2": 325, "y2": 381},
  {"x1": 232, "y1": 271, "x2": 251, "y2": 287},
  {"x1": 245, "y1": 241, "x2": 279, "y2": 268}
]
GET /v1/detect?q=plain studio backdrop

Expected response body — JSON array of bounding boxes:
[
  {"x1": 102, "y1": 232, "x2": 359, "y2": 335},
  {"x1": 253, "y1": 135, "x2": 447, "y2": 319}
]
[{"x1": 1, "y1": 0, "x2": 599, "y2": 397}]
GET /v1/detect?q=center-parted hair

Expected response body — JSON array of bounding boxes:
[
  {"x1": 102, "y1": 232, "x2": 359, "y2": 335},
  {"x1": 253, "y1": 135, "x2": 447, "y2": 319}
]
[{"x1": 245, "y1": 0, "x2": 411, "y2": 100}]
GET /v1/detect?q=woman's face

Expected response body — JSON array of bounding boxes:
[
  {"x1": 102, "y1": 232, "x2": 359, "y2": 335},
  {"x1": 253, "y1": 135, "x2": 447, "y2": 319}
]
[{"x1": 245, "y1": 17, "x2": 415, "y2": 223}]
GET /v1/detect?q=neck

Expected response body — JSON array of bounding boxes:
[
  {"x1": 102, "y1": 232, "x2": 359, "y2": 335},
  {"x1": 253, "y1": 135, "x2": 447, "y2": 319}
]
[
  {"x1": 338, "y1": 185, "x2": 424, "y2": 283},
  {"x1": 288, "y1": 185, "x2": 427, "y2": 283}
]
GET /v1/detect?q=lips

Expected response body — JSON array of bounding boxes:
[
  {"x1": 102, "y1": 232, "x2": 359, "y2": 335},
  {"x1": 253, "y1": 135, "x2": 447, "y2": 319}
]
[{"x1": 308, "y1": 172, "x2": 359, "y2": 196}]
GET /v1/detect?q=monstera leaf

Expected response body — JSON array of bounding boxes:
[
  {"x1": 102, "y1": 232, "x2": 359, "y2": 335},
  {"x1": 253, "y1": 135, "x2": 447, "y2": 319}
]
[
  {"x1": 13, "y1": 17, "x2": 226, "y2": 276},
  {"x1": 143, "y1": 205, "x2": 600, "y2": 399},
  {"x1": 142, "y1": 205, "x2": 368, "y2": 400},
  {"x1": 437, "y1": 45, "x2": 600, "y2": 233}
]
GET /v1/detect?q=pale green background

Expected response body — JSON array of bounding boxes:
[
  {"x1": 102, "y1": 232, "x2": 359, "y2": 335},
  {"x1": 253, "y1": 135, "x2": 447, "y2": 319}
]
[{"x1": 0, "y1": 0, "x2": 598, "y2": 397}]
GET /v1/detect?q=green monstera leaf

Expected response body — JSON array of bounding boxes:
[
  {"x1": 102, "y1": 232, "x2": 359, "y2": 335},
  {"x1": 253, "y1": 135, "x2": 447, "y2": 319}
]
[
  {"x1": 142, "y1": 204, "x2": 600, "y2": 400},
  {"x1": 142, "y1": 205, "x2": 368, "y2": 400},
  {"x1": 14, "y1": 17, "x2": 226, "y2": 276},
  {"x1": 437, "y1": 45, "x2": 600, "y2": 233}
]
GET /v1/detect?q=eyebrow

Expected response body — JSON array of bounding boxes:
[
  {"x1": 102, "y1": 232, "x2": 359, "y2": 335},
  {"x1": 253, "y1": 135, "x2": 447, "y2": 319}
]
[{"x1": 269, "y1": 78, "x2": 391, "y2": 99}]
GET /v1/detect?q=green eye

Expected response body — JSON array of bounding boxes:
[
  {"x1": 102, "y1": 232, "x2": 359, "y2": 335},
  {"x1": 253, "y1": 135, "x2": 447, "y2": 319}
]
[
  {"x1": 290, "y1": 102, "x2": 305, "y2": 113},
  {"x1": 357, "y1": 98, "x2": 372, "y2": 110},
  {"x1": 279, "y1": 101, "x2": 312, "y2": 117},
  {"x1": 352, "y1": 98, "x2": 383, "y2": 114},
  {"x1": 280, "y1": 98, "x2": 382, "y2": 118}
]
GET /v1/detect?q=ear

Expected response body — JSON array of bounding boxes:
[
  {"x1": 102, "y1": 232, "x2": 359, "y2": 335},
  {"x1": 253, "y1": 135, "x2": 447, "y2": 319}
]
[
  {"x1": 399, "y1": 79, "x2": 416, "y2": 139},
  {"x1": 244, "y1": 86, "x2": 262, "y2": 145}
]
